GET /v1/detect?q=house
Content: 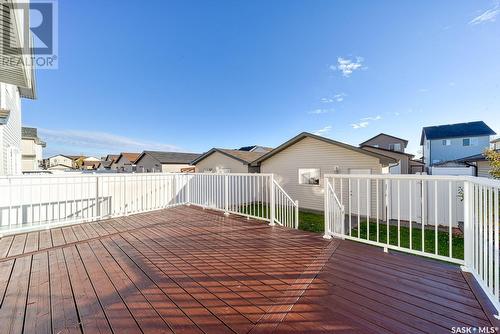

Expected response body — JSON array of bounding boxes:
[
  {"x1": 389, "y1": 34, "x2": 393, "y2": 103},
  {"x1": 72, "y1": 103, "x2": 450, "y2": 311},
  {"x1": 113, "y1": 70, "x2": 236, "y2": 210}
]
[
  {"x1": 135, "y1": 151, "x2": 200, "y2": 173},
  {"x1": 420, "y1": 121, "x2": 496, "y2": 169},
  {"x1": 359, "y1": 133, "x2": 408, "y2": 152},
  {"x1": 0, "y1": 2, "x2": 37, "y2": 175},
  {"x1": 83, "y1": 156, "x2": 100, "y2": 162},
  {"x1": 238, "y1": 145, "x2": 273, "y2": 153},
  {"x1": 454, "y1": 148, "x2": 498, "y2": 179},
  {"x1": 359, "y1": 133, "x2": 424, "y2": 174},
  {"x1": 48, "y1": 155, "x2": 75, "y2": 170},
  {"x1": 492, "y1": 138, "x2": 500, "y2": 150},
  {"x1": 192, "y1": 148, "x2": 271, "y2": 173},
  {"x1": 82, "y1": 160, "x2": 100, "y2": 170},
  {"x1": 112, "y1": 152, "x2": 141, "y2": 172},
  {"x1": 251, "y1": 132, "x2": 395, "y2": 212},
  {"x1": 21, "y1": 127, "x2": 46, "y2": 171},
  {"x1": 98, "y1": 154, "x2": 119, "y2": 170}
]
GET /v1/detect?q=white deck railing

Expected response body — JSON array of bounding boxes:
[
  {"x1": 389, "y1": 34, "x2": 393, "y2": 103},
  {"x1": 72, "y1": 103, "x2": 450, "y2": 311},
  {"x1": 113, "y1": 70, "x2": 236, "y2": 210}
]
[
  {"x1": 324, "y1": 173, "x2": 500, "y2": 317},
  {"x1": 0, "y1": 173, "x2": 299, "y2": 235}
]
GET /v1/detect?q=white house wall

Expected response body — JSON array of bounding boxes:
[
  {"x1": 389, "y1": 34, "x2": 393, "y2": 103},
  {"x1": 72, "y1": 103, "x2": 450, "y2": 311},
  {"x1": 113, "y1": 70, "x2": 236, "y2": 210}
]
[
  {"x1": 194, "y1": 151, "x2": 248, "y2": 173},
  {"x1": 260, "y1": 136, "x2": 383, "y2": 211},
  {"x1": 0, "y1": 83, "x2": 22, "y2": 175}
]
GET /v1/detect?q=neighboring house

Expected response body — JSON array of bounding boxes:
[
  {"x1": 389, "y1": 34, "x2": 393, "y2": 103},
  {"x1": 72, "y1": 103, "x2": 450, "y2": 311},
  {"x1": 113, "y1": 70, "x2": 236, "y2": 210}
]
[
  {"x1": 112, "y1": 152, "x2": 141, "y2": 172},
  {"x1": 492, "y1": 138, "x2": 500, "y2": 150},
  {"x1": 21, "y1": 127, "x2": 46, "y2": 171},
  {"x1": 455, "y1": 150, "x2": 499, "y2": 178},
  {"x1": 135, "y1": 151, "x2": 200, "y2": 173},
  {"x1": 192, "y1": 148, "x2": 271, "y2": 173},
  {"x1": 359, "y1": 133, "x2": 423, "y2": 174},
  {"x1": 420, "y1": 121, "x2": 496, "y2": 169},
  {"x1": 359, "y1": 133, "x2": 408, "y2": 152},
  {"x1": 83, "y1": 156, "x2": 100, "y2": 162},
  {"x1": 82, "y1": 160, "x2": 100, "y2": 170},
  {"x1": 48, "y1": 155, "x2": 75, "y2": 170},
  {"x1": 238, "y1": 145, "x2": 273, "y2": 153},
  {"x1": 98, "y1": 154, "x2": 119, "y2": 171},
  {"x1": 251, "y1": 132, "x2": 395, "y2": 212},
  {"x1": 0, "y1": 3, "x2": 37, "y2": 175}
]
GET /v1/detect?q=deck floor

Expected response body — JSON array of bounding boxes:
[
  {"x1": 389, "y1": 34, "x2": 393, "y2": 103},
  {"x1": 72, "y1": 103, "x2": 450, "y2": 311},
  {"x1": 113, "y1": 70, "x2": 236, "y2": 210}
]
[{"x1": 0, "y1": 205, "x2": 497, "y2": 333}]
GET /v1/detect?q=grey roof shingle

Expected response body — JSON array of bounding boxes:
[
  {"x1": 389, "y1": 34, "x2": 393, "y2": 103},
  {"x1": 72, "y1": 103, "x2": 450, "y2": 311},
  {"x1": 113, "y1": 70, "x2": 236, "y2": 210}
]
[{"x1": 141, "y1": 151, "x2": 201, "y2": 164}]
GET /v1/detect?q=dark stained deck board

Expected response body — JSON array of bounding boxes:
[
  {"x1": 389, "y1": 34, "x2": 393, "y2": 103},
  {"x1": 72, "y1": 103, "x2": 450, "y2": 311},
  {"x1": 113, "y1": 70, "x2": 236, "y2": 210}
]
[{"x1": 0, "y1": 205, "x2": 497, "y2": 334}]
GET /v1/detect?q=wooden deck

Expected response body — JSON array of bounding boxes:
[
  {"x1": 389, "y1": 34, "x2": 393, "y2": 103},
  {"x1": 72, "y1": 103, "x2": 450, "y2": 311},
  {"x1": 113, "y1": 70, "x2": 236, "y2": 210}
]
[{"x1": 0, "y1": 205, "x2": 497, "y2": 334}]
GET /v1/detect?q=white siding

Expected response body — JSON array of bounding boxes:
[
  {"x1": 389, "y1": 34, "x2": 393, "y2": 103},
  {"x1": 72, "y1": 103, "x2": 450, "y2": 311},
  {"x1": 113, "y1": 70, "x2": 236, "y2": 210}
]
[
  {"x1": 194, "y1": 151, "x2": 248, "y2": 173},
  {"x1": 161, "y1": 164, "x2": 192, "y2": 173},
  {"x1": 21, "y1": 139, "x2": 44, "y2": 171},
  {"x1": 477, "y1": 161, "x2": 492, "y2": 178},
  {"x1": 260, "y1": 136, "x2": 382, "y2": 211},
  {"x1": 0, "y1": 83, "x2": 22, "y2": 175}
]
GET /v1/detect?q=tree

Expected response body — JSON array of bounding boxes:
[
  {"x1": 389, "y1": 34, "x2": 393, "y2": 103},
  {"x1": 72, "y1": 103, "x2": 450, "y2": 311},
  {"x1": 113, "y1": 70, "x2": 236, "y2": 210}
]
[{"x1": 485, "y1": 149, "x2": 500, "y2": 179}]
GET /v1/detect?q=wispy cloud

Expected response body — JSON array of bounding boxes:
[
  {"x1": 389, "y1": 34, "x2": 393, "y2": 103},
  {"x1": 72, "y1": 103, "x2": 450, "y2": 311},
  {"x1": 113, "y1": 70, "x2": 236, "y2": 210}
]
[
  {"x1": 321, "y1": 93, "x2": 346, "y2": 104},
  {"x1": 469, "y1": 2, "x2": 500, "y2": 25},
  {"x1": 351, "y1": 122, "x2": 369, "y2": 129},
  {"x1": 314, "y1": 125, "x2": 332, "y2": 136},
  {"x1": 361, "y1": 115, "x2": 382, "y2": 121},
  {"x1": 330, "y1": 57, "x2": 365, "y2": 77},
  {"x1": 418, "y1": 88, "x2": 429, "y2": 93},
  {"x1": 39, "y1": 128, "x2": 182, "y2": 157},
  {"x1": 308, "y1": 108, "x2": 334, "y2": 114}
]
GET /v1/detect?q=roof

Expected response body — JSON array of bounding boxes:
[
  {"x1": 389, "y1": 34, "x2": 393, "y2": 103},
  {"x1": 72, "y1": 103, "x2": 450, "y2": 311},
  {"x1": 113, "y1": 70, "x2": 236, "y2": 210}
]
[
  {"x1": 359, "y1": 133, "x2": 409, "y2": 147},
  {"x1": 105, "y1": 154, "x2": 119, "y2": 162},
  {"x1": 136, "y1": 151, "x2": 201, "y2": 165},
  {"x1": 360, "y1": 145, "x2": 415, "y2": 158},
  {"x1": 116, "y1": 153, "x2": 141, "y2": 164},
  {"x1": 456, "y1": 149, "x2": 500, "y2": 162},
  {"x1": 492, "y1": 138, "x2": 500, "y2": 143},
  {"x1": 420, "y1": 121, "x2": 496, "y2": 145},
  {"x1": 191, "y1": 148, "x2": 269, "y2": 165},
  {"x1": 238, "y1": 145, "x2": 273, "y2": 152},
  {"x1": 22, "y1": 127, "x2": 46, "y2": 147},
  {"x1": 251, "y1": 132, "x2": 397, "y2": 165}
]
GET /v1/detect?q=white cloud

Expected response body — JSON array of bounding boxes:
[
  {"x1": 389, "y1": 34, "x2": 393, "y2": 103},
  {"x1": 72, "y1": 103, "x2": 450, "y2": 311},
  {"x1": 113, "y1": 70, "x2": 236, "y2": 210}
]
[
  {"x1": 361, "y1": 115, "x2": 382, "y2": 121},
  {"x1": 314, "y1": 125, "x2": 332, "y2": 136},
  {"x1": 351, "y1": 122, "x2": 369, "y2": 129},
  {"x1": 469, "y1": 3, "x2": 500, "y2": 25},
  {"x1": 321, "y1": 93, "x2": 346, "y2": 104},
  {"x1": 418, "y1": 88, "x2": 429, "y2": 93},
  {"x1": 39, "y1": 128, "x2": 182, "y2": 157},
  {"x1": 308, "y1": 108, "x2": 334, "y2": 114},
  {"x1": 330, "y1": 57, "x2": 365, "y2": 77},
  {"x1": 320, "y1": 98, "x2": 334, "y2": 103}
]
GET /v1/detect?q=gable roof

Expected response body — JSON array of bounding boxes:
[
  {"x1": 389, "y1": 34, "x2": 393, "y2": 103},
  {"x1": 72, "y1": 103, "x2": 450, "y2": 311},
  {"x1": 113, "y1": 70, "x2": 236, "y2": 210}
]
[
  {"x1": 136, "y1": 151, "x2": 201, "y2": 165},
  {"x1": 420, "y1": 121, "x2": 496, "y2": 145},
  {"x1": 238, "y1": 145, "x2": 273, "y2": 152},
  {"x1": 360, "y1": 145, "x2": 415, "y2": 158},
  {"x1": 191, "y1": 148, "x2": 268, "y2": 165},
  {"x1": 115, "y1": 153, "x2": 141, "y2": 164},
  {"x1": 251, "y1": 132, "x2": 396, "y2": 165},
  {"x1": 105, "y1": 154, "x2": 119, "y2": 162},
  {"x1": 359, "y1": 133, "x2": 409, "y2": 147},
  {"x1": 22, "y1": 127, "x2": 46, "y2": 147},
  {"x1": 456, "y1": 149, "x2": 500, "y2": 163}
]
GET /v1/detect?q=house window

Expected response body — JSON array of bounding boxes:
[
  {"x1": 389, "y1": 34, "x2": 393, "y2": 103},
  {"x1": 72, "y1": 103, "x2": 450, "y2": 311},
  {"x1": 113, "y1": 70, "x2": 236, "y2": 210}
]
[
  {"x1": 389, "y1": 143, "x2": 401, "y2": 151},
  {"x1": 298, "y1": 168, "x2": 320, "y2": 185},
  {"x1": 442, "y1": 139, "x2": 451, "y2": 146},
  {"x1": 463, "y1": 138, "x2": 470, "y2": 146}
]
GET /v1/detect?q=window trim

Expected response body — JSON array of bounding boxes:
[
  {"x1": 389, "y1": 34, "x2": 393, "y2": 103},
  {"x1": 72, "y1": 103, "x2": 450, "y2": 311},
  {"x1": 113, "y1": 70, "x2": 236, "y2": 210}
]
[
  {"x1": 298, "y1": 168, "x2": 321, "y2": 186},
  {"x1": 463, "y1": 138, "x2": 471, "y2": 146}
]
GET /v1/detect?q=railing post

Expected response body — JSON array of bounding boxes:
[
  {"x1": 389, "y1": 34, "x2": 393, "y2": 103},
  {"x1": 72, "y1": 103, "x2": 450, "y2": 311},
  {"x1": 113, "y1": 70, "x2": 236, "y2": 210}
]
[
  {"x1": 462, "y1": 180, "x2": 473, "y2": 272},
  {"x1": 186, "y1": 174, "x2": 191, "y2": 206},
  {"x1": 224, "y1": 174, "x2": 229, "y2": 216},
  {"x1": 269, "y1": 174, "x2": 276, "y2": 226},
  {"x1": 295, "y1": 200, "x2": 299, "y2": 229},
  {"x1": 324, "y1": 177, "x2": 332, "y2": 239},
  {"x1": 95, "y1": 175, "x2": 100, "y2": 220}
]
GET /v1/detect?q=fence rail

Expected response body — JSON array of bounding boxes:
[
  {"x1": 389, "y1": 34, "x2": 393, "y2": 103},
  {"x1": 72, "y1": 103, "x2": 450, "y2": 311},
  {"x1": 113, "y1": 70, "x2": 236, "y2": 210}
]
[
  {"x1": 0, "y1": 173, "x2": 299, "y2": 235},
  {"x1": 324, "y1": 173, "x2": 500, "y2": 317}
]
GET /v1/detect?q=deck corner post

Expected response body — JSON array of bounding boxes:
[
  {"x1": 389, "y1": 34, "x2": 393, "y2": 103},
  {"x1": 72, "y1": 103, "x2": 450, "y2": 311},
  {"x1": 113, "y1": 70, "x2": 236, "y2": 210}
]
[
  {"x1": 463, "y1": 180, "x2": 473, "y2": 270},
  {"x1": 269, "y1": 174, "x2": 276, "y2": 226}
]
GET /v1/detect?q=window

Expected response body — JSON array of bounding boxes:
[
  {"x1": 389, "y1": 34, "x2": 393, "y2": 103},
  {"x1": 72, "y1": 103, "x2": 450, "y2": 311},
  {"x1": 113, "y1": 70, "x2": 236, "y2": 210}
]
[
  {"x1": 463, "y1": 138, "x2": 470, "y2": 146},
  {"x1": 442, "y1": 139, "x2": 451, "y2": 146},
  {"x1": 389, "y1": 143, "x2": 402, "y2": 151},
  {"x1": 298, "y1": 168, "x2": 320, "y2": 185},
  {"x1": 217, "y1": 168, "x2": 231, "y2": 173}
]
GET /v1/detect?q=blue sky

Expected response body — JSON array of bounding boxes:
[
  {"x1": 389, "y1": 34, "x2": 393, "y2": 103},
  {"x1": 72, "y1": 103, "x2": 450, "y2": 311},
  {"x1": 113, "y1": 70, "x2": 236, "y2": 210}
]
[{"x1": 23, "y1": 0, "x2": 500, "y2": 158}]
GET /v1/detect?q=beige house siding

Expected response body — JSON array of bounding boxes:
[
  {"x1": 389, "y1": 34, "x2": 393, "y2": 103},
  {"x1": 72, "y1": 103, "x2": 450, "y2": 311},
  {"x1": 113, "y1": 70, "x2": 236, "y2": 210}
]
[
  {"x1": 477, "y1": 161, "x2": 491, "y2": 178},
  {"x1": 260, "y1": 136, "x2": 382, "y2": 212},
  {"x1": 194, "y1": 151, "x2": 248, "y2": 173},
  {"x1": 162, "y1": 164, "x2": 192, "y2": 173},
  {"x1": 362, "y1": 146, "x2": 409, "y2": 174},
  {"x1": 362, "y1": 134, "x2": 406, "y2": 151}
]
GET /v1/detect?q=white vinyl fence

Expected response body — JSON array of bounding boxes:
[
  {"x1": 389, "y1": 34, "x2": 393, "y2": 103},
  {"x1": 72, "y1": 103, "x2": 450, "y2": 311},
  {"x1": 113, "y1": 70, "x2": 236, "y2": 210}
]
[
  {"x1": 324, "y1": 173, "x2": 500, "y2": 317},
  {"x1": 0, "y1": 173, "x2": 299, "y2": 235}
]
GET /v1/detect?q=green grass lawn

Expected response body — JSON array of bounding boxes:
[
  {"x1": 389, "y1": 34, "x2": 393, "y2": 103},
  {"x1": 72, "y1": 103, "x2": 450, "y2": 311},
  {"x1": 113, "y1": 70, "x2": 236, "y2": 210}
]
[{"x1": 238, "y1": 203, "x2": 464, "y2": 259}]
